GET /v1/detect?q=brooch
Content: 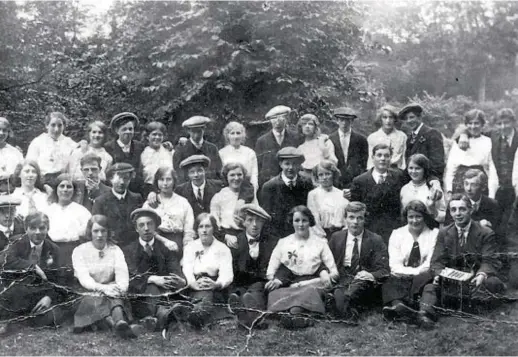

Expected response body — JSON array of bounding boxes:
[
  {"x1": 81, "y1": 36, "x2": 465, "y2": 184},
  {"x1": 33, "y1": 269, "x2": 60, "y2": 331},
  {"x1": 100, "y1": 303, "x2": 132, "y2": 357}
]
[{"x1": 99, "y1": 250, "x2": 105, "y2": 259}]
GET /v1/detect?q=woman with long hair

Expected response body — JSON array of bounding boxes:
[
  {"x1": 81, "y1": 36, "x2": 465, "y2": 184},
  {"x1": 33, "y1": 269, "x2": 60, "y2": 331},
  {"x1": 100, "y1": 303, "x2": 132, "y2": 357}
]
[{"x1": 11, "y1": 160, "x2": 49, "y2": 219}]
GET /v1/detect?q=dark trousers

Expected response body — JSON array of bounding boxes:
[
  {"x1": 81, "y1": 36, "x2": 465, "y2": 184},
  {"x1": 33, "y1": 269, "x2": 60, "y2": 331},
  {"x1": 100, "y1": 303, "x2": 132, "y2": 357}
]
[
  {"x1": 333, "y1": 267, "x2": 375, "y2": 314},
  {"x1": 231, "y1": 281, "x2": 266, "y2": 309},
  {"x1": 382, "y1": 272, "x2": 433, "y2": 307}
]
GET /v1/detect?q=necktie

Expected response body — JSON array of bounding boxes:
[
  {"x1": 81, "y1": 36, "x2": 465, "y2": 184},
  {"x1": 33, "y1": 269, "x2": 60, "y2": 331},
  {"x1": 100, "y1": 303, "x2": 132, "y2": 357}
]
[
  {"x1": 144, "y1": 243, "x2": 153, "y2": 257},
  {"x1": 197, "y1": 187, "x2": 203, "y2": 202},
  {"x1": 378, "y1": 174, "x2": 386, "y2": 184},
  {"x1": 30, "y1": 246, "x2": 39, "y2": 265},
  {"x1": 288, "y1": 180, "x2": 295, "y2": 189},
  {"x1": 472, "y1": 201, "x2": 479, "y2": 213},
  {"x1": 248, "y1": 238, "x2": 257, "y2": 245},
  {"x1": 458, "y1": 227, "x2": 466, "y2": 247},
  {"x1": 350, "y1": 238, "x2": 360, "y2": 273},
  {"x1": 501, "y1": 135, "x2": 509, "y2": 149},
  {"x1": 407, "y1": 241, "x2": 421, "y2": 268},
  {"x1": 410, "y1": 132, "x2": 417, "y2": 144}
]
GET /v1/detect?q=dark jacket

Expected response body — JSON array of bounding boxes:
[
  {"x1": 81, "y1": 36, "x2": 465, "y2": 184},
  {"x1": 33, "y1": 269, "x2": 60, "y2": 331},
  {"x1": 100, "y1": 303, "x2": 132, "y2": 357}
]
[
  {"x1": 92, "y1": 190, "x2": 143, "y2": 247},
  {"x1": 0, "y1": 218, "x2": 25, "y2": 252},
  {"x1": 73, "y1": 181, "x2": 111, "y2": 212},
  {"x1": 175, "y1": 179, "x2": 224, "y2": 219},
  {"x1": 329, "y1": 130, "x2": 369, "y2": 189},
  {"x1": 259, "y1": 174, "x2": 313, "y2": 238},
  {"x1": 430, "y1": 221, "x2": 500, "y2": 277},
  {"x1": 445, "y1": 195, "x2": 502, "y2": 233},
  {"x1": 405, "y1": 124, "x2": 445, "y2": 179},
  {"x1": 328, "y1": 229, "x2": 389, "y2": 281},
  {"x1": 350, "y1": 168, "x2": 406, "y2": 242},
  {"x1": 124, "y1": 238, "x2": 184, "y2": 293},
  {"x1": 491, "y1": 129, "x2": 518, "y2": 187},
  {"x1": 104, "y1": 139, "x2": 146, "y2": 193},
  {"x1": 255, "y1": 129, "x2": 300, "y2": 187},
  {"x1": 173, "y1": 140, "x2": 223, "y2": 183}
]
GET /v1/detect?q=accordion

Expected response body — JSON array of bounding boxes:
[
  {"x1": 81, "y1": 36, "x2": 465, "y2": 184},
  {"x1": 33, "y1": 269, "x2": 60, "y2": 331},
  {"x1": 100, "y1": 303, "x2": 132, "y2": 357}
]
[{"x1": 439, "y1": 267, "x2": 474, "y2": 282}]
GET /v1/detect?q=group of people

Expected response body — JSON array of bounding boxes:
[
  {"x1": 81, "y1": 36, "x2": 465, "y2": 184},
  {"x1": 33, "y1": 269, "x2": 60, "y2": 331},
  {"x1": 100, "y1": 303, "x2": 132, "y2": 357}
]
[{"x1": 0, "y1": 102, "x2": 516, "y2": 338}]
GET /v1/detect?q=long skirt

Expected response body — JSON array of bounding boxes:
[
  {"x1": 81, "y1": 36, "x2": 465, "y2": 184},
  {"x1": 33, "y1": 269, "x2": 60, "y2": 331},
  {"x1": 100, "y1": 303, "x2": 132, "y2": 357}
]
[
  {"x1": 268, "y1": 285, "x2": 325, "y2": 314},
  {"x1": 74, "y1": 293, "x2": 133, "y2": 329},
  {"x1": 452, "y1": 164, "x2": 487, "y2": 195}
]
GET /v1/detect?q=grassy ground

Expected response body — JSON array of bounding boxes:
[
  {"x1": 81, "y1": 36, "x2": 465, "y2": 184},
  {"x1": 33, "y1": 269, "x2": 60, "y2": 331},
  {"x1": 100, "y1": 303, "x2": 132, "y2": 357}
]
[{"x1": 2, "y1": 301, "x2": 518, "y2": 356}]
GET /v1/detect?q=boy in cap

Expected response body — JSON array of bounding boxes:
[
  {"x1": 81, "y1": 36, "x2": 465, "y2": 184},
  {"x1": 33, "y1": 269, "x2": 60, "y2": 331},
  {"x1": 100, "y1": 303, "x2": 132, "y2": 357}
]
[
  {"x1": 0, "y1": 196, "x2": 24, "y2": 251},
  {"x1": 124, "y1": 208, "x2": 186, "y2": 331},
  {"x1": 255, "y1": 106, "x2": 301, "y2": 187},
  {"x1": 328, "y1": 107, "x2": 368, "y2": 190},
  {"x1": 259, "y1": 147, "x2": 313, "y2": 238},
  {"x1": 92, "y1": 163, "x2": 143, "y2": 247},
  {"x1": 173, "y1": 116, "x2": 223, "y2": 184}
]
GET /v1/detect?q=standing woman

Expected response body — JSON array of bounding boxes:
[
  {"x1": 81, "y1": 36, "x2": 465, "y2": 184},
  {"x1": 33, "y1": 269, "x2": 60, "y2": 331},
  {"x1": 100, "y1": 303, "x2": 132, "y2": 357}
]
[
  {"x1": 210, "y1": 162, "x2": 256, "y2": 249},
  {"x1": 67, "y1": 121, "x2": 113, "y2": 182},
  {"x1": 219, "y1": 121, "x2": 259, "y2": 192},
  {"x1": 0, "y1": 117, "x2": 23, "y2": 184},
  {"x1": 71, "y1": 215, "x2": 136, "y2": 338},
  {"x1": 297, "y1": 114, "x2": 337, "y2": 178},
  {"x1": 143, "y1": 167, "x2": 195, "y2": 255},
  {"x1": 11, "y1": 160, "x2": 49, "y2": 219},
  {"x1": 44, "y1": 174, "x2": 91, "y2": 270},
  {"x1": 307, "y1": 160, "x2": 349, "y2": 239},
  {"x1": 26, "y1": 112, "x2": 78, "y2": 185},
  {"x1": 367, "y1": 105, "x2": 407, "y2": 170},
  {"x1": 444, "y1": 109, "x2": 498, "y2": 198},
  {"x1": 265, "y1": 205, "x2": 338, "y2": 329},
  {"x1": 140, "y1": 121, "x2": 174, "y2": 198},
  {"x1": 400, "y1": 154, "x2": 446, "y2": 224}
]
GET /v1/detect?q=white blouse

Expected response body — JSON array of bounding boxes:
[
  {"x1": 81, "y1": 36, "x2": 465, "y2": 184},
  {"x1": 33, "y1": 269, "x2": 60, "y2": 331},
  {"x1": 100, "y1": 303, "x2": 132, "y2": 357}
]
[
  {"x1": 26, "y1": 133, "x2": 77, "y2": 175},
  {"x1": 367, "y1": 128, "x2": 407, "y2": 170},
  {"x1": 11, "y1": 187, "x2": 49, "y2": 218},
  {"x1": 210, "y1": 187, "x2": 257, "y2": 230},
  {"x1": 143, "y1": 193, "x2": 195, "y2": 246},
  {"x1": 140, "y1": 146, "x2": 174, "y2": 185},
  {"x1": 307, "y1": 186, "x2": 349, "y2": 234},
  {"x1": 219, "y1": 145, "x2": 259, "y2": 191},
  {"x1": 444, "y1": 136, "x2": 498, "y2": 198},
  {"x1": 298, "y1": 136, "x2": 338, "y2": 170},
  {"x1": 182, "y1": 238, "x2": 233, "y2": 289},
  {"x1": 72, "y1": 242, "x2": 129, "y2": 292},
  {"x1": 67, "y1": 146, "x2": 113, "y2": 182},
  {"x1": 0, "y1": 144, "x2": 23, "y2": 180},
  {"x1": 400, "y1": 182, "x2": 446, "y2": 223},
  {"x1": 44, "y1": 202, "x2": 92, "y2": 243},
  {"x1": 388, "y1": 225, "x2": 439, "y2": 276},
  {"x1": 266, "y1": 233, "x2": 338, "y2": 279}
]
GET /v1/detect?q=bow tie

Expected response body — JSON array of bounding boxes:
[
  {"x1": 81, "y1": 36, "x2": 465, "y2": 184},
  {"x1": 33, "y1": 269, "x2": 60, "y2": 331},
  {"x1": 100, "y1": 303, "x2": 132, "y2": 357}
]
[{"x1": 248, "y1": 238, "x2": 258, "y2": 245}]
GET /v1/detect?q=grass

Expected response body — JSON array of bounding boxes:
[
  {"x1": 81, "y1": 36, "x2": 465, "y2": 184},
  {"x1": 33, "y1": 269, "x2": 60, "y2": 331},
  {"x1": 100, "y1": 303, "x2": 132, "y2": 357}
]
[{"x1": 2, "y1": 301, "x2": 518, "y2": 356}]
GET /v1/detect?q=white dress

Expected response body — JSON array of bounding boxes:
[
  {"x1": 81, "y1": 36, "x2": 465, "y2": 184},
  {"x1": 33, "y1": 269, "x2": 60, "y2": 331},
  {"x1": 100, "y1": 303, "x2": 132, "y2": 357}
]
[
  {"x1": 400, "y1": 181, "x2": 446, "y2": 223},
  {"x1": 26, "y1": 133, "x2": 77, "y2": 175},
  {"x1": 219, "y1": 145, "x2": 259, "y2": 191},
  {"x1": 140, "y1": 146, "x2": 174, "y2": 185},
  {"x1": 44, "y1": 202, "x2": 92, "y2": 242},
  {"x1": 297, "y1": 137, "x2": 337, "y2": 170},
  {"x1": 11, "y1": 187, "x2": 49, "y2": 218},
  {"x1": 307, "y1": 186, "x2": 349, "y2": 236},
  {"x1": 0, "y1": 144, "x2": 23, "y2": 180},
  {"x1": 210, "y1": 187, "x2": 257, "y2": 230}
]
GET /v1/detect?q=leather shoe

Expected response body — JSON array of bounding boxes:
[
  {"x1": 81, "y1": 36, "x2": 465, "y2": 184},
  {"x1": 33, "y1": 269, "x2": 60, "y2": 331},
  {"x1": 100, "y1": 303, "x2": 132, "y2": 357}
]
[{"x1": 417, "y1": 311, "x2": 435, "y2": 330}]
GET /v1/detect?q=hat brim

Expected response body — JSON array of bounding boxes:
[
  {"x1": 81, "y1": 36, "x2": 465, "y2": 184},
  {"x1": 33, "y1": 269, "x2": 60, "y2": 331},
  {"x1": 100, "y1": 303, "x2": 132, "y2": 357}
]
[
  {"x1": 277, "y1": 155, "x2": 305, "y2": 163},
  {"x1": 398, "y1": 105, "x2": 423, "y2": 119}
]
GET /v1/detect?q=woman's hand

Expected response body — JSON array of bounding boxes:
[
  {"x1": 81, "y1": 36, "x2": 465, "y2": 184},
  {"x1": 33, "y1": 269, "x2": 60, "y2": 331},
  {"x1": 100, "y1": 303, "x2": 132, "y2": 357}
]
[
  {"x1": 196, "y1": 277, "x2": 218, "y2": 291},
  {"x1": 146, "y1": 192, "x2": 159, "y2": 209},
  {"x1": 319, "y1": 270, "x2": 333, "y2": 289},
  {"x1": 102, "y1": 285, "x2": 122, "y2": 297},
  {"x1": 265, "y1": 278, "x2": 282, "y2": 291},
  {"x1": 225, "y1": 234, "x2": 238, "y2": 249},
  {"x1": 31, "y1": 296, "x2": 52, "y2": 314},
  {"x1": 34, "y1": 264, "x2": 48, "y2": 281}
]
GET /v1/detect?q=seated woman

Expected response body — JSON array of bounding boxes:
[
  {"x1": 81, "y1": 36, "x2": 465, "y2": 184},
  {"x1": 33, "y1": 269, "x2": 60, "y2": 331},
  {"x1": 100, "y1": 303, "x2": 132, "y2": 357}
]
[
  {"x1": 382, "y1": 200, "x2": 438, "y2": 322},
  {"x1": 0, "y1": 117, "x2": 23, "y2": 185},
  {"x1": 44, "y1": 174, "x2": 92, "y2": 272},
  {"x1": 67, "y1": 120, "x2": 113, "y2": 182},
  {"x1": 71, "y1": 215, "x2": 136, "y2": 338},
  {"x1": 367, "y1": 105, "x2": 407, "y2": 170},
  {"x1": 140, "y1": 121, "x2": 174, "y2": 198},
  {"x1": 11, "y1": 160, "x2": 49, "y2": 219},
  {"x1": 142, "y1": 167, "x2": 195, "y2": 256},
  {"x1": 307, "y1": 160, "x2": 349, "y2": 239},
  {"x1": 219, "y1": 121, "x2": 259, "y2": 192},
  {"x1": 265, "y1": 205, "x2": 338, "y2": 329},
  {"x1": 210, "y1": 162, "x2": 256, "y2": 249},
  {"x1": 444, "y1": 109, "x2": 498, "y2": 198},
  {"x1": 26, "y1": 112, "x2": 78, "y2": 186},
  {"x1": 297, "y1": 114, "x2": 337, "y2": 179},
  {"x1": 179, "y1": 213, "x2": 233, "y2": 328},
  {"x1": 400, "y1": 154, "x2": 446, "y2": 225}
]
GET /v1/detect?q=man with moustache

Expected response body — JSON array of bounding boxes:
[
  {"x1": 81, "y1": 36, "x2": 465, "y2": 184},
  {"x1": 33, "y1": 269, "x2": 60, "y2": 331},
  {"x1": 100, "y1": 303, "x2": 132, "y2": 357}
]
[{"x1": 73, "y1": 153, "x2": 110, "y2": 212}]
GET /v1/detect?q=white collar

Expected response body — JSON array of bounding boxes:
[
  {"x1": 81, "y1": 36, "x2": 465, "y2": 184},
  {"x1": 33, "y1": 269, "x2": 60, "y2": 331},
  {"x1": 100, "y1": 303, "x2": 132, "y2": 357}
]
[
  {"x1": 272, "y1": 129, "x2": 285, "y2": 137},
  {"x1": 190, "y1": 138, "x2": 204, "y2": 148},
  {"x1": 117, "y1": 139, "x2": 131, "y2": 149},
  {"x1": 372, "y1": 168, "x2": 388, "y2": 178},
  {"x1": 139, "y1": 237, "x2": 155, "y2": 248},
  {"x1": 348, "y1": 230, "x2": 364, "y2": 240},
  {"x1": 339, "y1": 127, "x2": 352, "y2": 137},
  {"x1": 281, "y1": 172, "x2": 297, "y2": 186},
  {"x1": 0, "y1": 223, "x2": 14, "y2": 235},
  {"x1": 455, "y1": 220, "x2": 472, "y2": 234},
  {"x1": 246, "y1": 232, "x2": 260, "y2": 243},
  {"x1": 413, "y1": 123, "x2": 424, "y2": 135},
  {"x1": 191, "y1": 181, "x2": 206, "y2": 193},
  {"x1": 30, "y1": 240, "x2": 44, "y2": 249},
  {"x1": 46, "y1": 133, "x2": 62, "y2": 142},
  {"x1": 112, "y1": 189, "x2": 127, "y2": 200}
]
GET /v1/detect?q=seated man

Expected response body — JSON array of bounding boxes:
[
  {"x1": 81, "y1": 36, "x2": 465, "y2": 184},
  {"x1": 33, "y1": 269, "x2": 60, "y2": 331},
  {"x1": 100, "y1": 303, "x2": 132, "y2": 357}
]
[
  {"x1": 228, "y1": 203, "x2": 277, "y2": 327},
  {"x1": 328, "y1": 202, "x2": 389, "y2": 320},
  {"x1": 124, "y1": 208, "x2": 186, "y2": 331},
  {"x1": 418, "y1": 194, "x2": 505, "y2": 329},
  {"x1": 0, "y1": 212, "x2": 63, "y2": 334},
  {"x1": 0, "y1": 196, "x2": 24, "y2": 251},
  {"x1": 73, "y1": 153, "x2": 110, "y2": 212}
]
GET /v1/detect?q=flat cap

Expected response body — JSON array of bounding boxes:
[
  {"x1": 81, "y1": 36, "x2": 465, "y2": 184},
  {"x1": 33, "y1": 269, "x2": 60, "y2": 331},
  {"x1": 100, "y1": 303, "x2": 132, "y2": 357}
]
[
  {"x1": 240, "y1": 203, "x2": 271, "y2": 221},
  {"x1": 333, "y1": 107, "x2": 357, "y2": 119},
  {"x1": 130, "y1": 207, "x2": 162, "y2": 226},
  {"x1": 179, "y1": 155, "x2": 211, "y2": 169},
  {"x1": 265, "y1": 105, "x2": 291, "y2": 119},
  {"x1": 0, "y1": 195, "x2": 21, "y2": 208},
  {"x1": 276, "y1": 146, "x2": 304, "y2": 162},
  {"x1": 398, "y1": 103, "x2": 423, "y2": 119},
  {"x1": 110, "y1": 112, "x2": 140, "y2": 131},
  {"x1": 182, "y1": 116, "x2": 211, "y2": 128},
  {"x1": 106, "y1": 163, "x2": 135, "y2": 177}
]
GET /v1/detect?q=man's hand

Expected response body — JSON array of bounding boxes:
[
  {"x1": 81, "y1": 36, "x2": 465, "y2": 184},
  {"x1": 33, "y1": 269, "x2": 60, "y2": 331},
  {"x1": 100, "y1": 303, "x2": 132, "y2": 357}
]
[
  {"x1": 479, "y1": 219, "x2": 492, "y2": 228},
  {"x1": 85, "y1": 178, "x2": 99, "y2": 191},
  {"x1": 146, "y1": 192, "x2": 159, "y2": 209},
  {"x1": 433, "y1": 275, "x2": 440, "y2": 285},
  {"x1": 265, "y1": 278, "x2": 283, "y2": 291},
  {"x1": 429, "y1": 184, "x2": 443, "y2": 201},
  {"x1": 34, "y1": 265, "x2": 48, "y2": 281},
  {"x1": 355, "y1": 270, "x2": 375, "y2": 282},
  {"x1": 31, "y1": 296, "x2": 52, "y2": 314},
  {"x1": 471, "y1": 273, "x2": 487, "y2": 289},
  {"x1": 78, "y1": 139, "x2": 89, "y2": 153},
  {"x1": 150, "y1": 275, "x2": 185, "y2": 289},
  {"x1": 342, "y1": 189, "x2": 352, "y2": 200},
  {"x1": 225, "y1": 234, "x2": 238, "y2": 249},
  {"x1": 155, "y1": 234, "x2": 178, "y2": 251},
  {"x1": 162, "y1": 141, "x2": 174, "y2": 151}
]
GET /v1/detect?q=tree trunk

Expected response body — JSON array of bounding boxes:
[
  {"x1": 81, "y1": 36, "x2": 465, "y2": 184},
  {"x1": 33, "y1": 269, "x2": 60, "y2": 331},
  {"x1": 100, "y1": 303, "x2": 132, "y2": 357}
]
[{"x1": 478, "y1": 69, "x2": 486, "y2": 102}]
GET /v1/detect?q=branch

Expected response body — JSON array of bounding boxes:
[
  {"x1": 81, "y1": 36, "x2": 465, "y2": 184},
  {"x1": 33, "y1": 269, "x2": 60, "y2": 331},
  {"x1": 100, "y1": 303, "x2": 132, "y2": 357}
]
[{"x1": 0, "y1": 65, "x2": 57, "y2": 92}]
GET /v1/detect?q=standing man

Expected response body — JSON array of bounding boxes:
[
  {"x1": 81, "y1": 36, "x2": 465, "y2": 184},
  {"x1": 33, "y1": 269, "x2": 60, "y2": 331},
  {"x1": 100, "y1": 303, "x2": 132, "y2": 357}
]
[
  {"x1": 255, "y1": 106, "x2": 300, "y2": 187},
  {"x1": 350, "y1": 143, "x2": 406, "y2": 243},
  {"x1": 124, "y1": 208, "x2": 186, "y2": 331},
  {"x1": 173, "y1": 116, "x2": 223, "y2": 183},
  {"x1": 399, "y1": 103, "x2": 445, "y2": 180},
  {"x1": 328, "y1": 107, "x2": 368, "y2": 189},
  {"x1": 329, "y1": 202, "x2": 389, "y2": 320},
  {"x1": 74, "y1": 153, "x2": 110, "y2": 212},
  {"x1": 259, "y1": 147, "x2": 313, "y2": 238}
]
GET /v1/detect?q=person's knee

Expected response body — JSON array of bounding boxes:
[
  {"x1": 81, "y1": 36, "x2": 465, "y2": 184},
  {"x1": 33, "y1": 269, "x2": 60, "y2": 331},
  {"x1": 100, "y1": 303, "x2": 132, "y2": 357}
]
[
  {"x1": 146, "y1": 283, "x2": 162, "y2": 295},
  {"x1": 484, "y1": 276, "x2": 505, "y2": 294}
]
